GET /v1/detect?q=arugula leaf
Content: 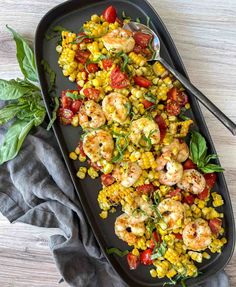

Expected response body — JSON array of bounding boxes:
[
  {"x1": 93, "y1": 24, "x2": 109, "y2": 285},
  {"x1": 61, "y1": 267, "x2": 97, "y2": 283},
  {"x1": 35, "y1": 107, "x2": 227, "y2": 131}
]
[
  {"x1": 0, "y1": 103, "x2": 27, "y2": 125},
  {"x1": 151, "y1": 241, "x2": 167, "y2": 260},
  {"x1": 41, "y1": 59, "x2": 56, "y2": 92},
  {"x1": 47, "y1": 97, "x2": 59, "y2": 131},
  {"x1": 6, "y1": 26, "x2": 37, "y2": 82},
  {"x1": 106, "y1": 247, "x2": 129, "y2": 257}
]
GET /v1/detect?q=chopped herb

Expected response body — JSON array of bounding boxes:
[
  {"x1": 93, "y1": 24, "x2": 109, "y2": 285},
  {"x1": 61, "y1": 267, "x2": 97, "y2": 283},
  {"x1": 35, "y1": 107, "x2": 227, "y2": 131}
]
[
  {"x1": 122, "y1": 11, "x2": 132, "y2": 20},
  {"x1": 65, "y1": 91, "x2": 84, "y2": 101},
  {"x1": 106, "y1": 247, "x2": 129, "y2": 257},
  {"x1": 153, "y1": 192, "x2": 160, "y2": 205},
  {"x1": 45, "y1": 25, "x2": 69, "y2": 42},
  {"x1": 136, "y1": 17, "x2": 141, "y2": 23},
  {"x1": 151, "y1": 241, "x2": 167, "y2": 260},
  {"x1": 47, "y1": 97, "x2": 59, "y2": 131},
  {"x1": 146, "y1": 16, "x2": 151, "y2": 27},
  {"x1": 124, "y1": 102, "x2": 131, "y2": 114},
  {"x1": 144, "y1": 92, "x2": 156, "y2": 103},
  {"x1": 112, "y1": 133, "x2": 129, "y2": 163}
]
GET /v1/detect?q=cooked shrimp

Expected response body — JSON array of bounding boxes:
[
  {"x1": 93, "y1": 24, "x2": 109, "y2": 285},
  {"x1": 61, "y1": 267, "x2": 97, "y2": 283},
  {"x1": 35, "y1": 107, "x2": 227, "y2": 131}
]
[
  {"x1": 129, "y1": 117, "x2": 160, "y2": 147},
  {"x1": 115, "y1": 213, "x2": 145, "y2": 246},
  {"x1": 162, "y1": 139, "x2": 189, "y2": 163},
  {"x1": 102, "y1": 92, "x2": 130, "y2": 124},
  {"x1": 83, "y1": 129, "x2": 114, "y2": 162},
  {"x1": 159, "y1": 160, "x2": 183, "y2": 186},
  {"x1": 79, "y1": 100, "x2": 106, "y2": 129},
  {"x1": 177, "y1": 169, "x2": 206, "y2": 194},
  {"x1": 157, "y1": 198, "x2": 185, "y2": 230},
  {"x1": 113, "y1": 162, "x2": 142, "y2": 187},
  {"x1": 122, "y1": 197, "x2": 153, "y2": 224},
  {"x1": 102, "y1": 28, "x2": 135, "y2": 53},
  {"x1": 183, "y1": 218, "x2": 212, "y2": 251}
]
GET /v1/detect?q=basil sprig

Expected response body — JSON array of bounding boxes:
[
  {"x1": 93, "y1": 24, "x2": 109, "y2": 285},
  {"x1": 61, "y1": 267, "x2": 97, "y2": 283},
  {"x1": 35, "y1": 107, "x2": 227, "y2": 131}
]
[
  {"x1": 190, "y1": 131, "x2": 224, "y2": 173},
  {"x1": 106, "y1": 247, "x2": 129, "y2": 257}
]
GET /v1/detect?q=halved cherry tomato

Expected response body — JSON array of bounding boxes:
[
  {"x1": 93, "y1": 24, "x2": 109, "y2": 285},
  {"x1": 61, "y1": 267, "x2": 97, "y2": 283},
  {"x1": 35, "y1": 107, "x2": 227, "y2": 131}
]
[
  {"x1": 71, "y1": 100, "x2": 82, "y2": 113},
  {"x1": 86, "y1": 63, "x2": 99, "y2": 73},
  {"x1": 101, "y1": 174, "x2": 115, "y2": 186},
  {"x1": 77, "y1": 32, "x2": 93, "y2": 43},
  {"x1": 155, "y1": 115, "x2": 167, "y2": 142},
  {"x1": 102, "y1": 5, "x2": 117, "y2": 23},
  {"x1": 209, "y1": 218, "x2": 222, "y2": 236},
  {"x1": 167, "y1": 87, "x2": 188, "y2": 107},
  {"x1": 197, "y1": 187, "x2": 210, "y2": 200},
  {"x1": 75, "y1": 50, "x2": 91, "y2": 64},
  {"x1": 168, "y1": 188, "x2": 181, "y2": 197},
  {"x1": 110, "y1": 66, "x2": 129, "y2": 89},
  {"x1": 166, "y1": 101, "x2": 181, "y2": 116},
  {"x1": 133, "y1": 45, "x2": 152, "y2": 58},
  {"x1": 61, "y1": 95, "x2": 73, "y2": 109},
  {"x1": 204, "y1": 173, "x2": 217, "y2": 189},
  {"x1": 58, "y1": 108, "x2": 74, "y2": 125},
  {"x1": 183, "y1": 159, "x2": 197, "y2": 170},
  {"x1": 150, "y1": 231, "x2": 160, "y2": 249},
  {"x1": 183, "y1": 194, "x2": 195, "y2": 205},
  {"x1": 79, "y1": 141, "x2": 86, "y2": 157},
  {"x1": 136, "y1": 183, "x2": 155, "y2": 194},
  {"x1": 83, "y1": 87, "x2": 100, "y2": 101},
  {"x1": 143, "y1": 99, "x2": 154, "y2": 109},
  {"x1": 102, "y1": 59, "x2": 113, "y2": 70},
  {"x1": 133, "y1": 76, "x2": 152, "y2": 88},
  {"x1": 127, "y1": 253, "x2": 140, "y2": 270},
  {"x1": 174, "y1": 233, "x2": 183, "y2": 240},
  {"x1": 133, "y1": 32, "x2": 152, "y2": 48},
  {"x1": 140, "y1": 249, "x2": 153, "y2": 266}
]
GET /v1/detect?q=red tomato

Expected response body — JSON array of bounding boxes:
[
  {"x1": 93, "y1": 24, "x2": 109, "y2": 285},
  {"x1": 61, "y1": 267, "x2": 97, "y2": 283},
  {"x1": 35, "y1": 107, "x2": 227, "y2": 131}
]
[
  {"x1": 204, "y1": 173, "x2": 217, "y2": 189},
  {"x1": 101, "y1": 174, "x2": 115, "y2": 186},
  {"x1": 155, "y1": 115, "x2": 167, "y2": 142},
  {"x1": 77, "y1": 84, "x2": 83, "y2": 92},
  {"x1": 77, "y1": 32, "x2": 93, "y2": 43},
  {"x1": 110, "y1": 66, "x2": 129, "y2": 89},
  {"x1": 58, "y1": 108, "x2": 74, "y2": 125},
  {"x1": 102, "y1": 5, "x2": 117, "y2": 23},
  {"x1": 140, "y1": 249, "x2": 153, "y2": 265},
  {"x1": 71, "y1": 100, "x2": 82, "y2": 113},
  {"x1": 75, "y1": 50, "x2": 91, "y2": 64},
  {"x1": 102, "y1": 59, "x2": 113, "y2": 70},
  {"x1": 61, "y1": 95, "x2": 73, "y2": 109},
  {"x1": 143, "y1": 99, "x2": 154, "y2": 109},
  {"x1": 86, "y1": 63, "x2": 99, "y2": 73},
  {"x1": 183, "y1": 159, "x2": 197, "y2": 170},
  {"x1": 136, "y1": 183, "x2": 155, "y2": 194},
  {"x1": 83, "y1": 88, "x2": 100, "y2": 101},
  {"x1": 127, "y1": 253, "x2": 140, "y2": 270},
  {"x1": 133, "y1": 76, "x2": 152, "y2": 88},
  {"x1": 167, "y1": 87, "x2": 188, "y2": 107},
  {"x1": 133, "y1": 45, "x2": 152, "y2": 58},
  {"x1": 166, "y1": 101, "x2": 181, "y2": 116},
  {"x1": 183, "y1": 194, "x2": 195, "y2": 205},
  {"x1": 79, "y1": 141, "x2": 86, "y2": 157},
  {"x1": 198, "y1": 187, "x2": 210, "y2": 200},
  {"x1": 174, "y1": 233, "x2": 183, "y2": 240},
  {"x1": 150, "y1": 231, "x2": 160, "y2": 249},
  {"x1": 133, "y1": 32, "x2": 152, "y2": 48},
  {"x1": 209, "y1": 218, "x2": 222, "y2": 236},
  {"x1": 115, "y1": 17, "x2": 123, "y2": 26},
  {"x1": 168, "y1": 188, "x2": 181, "y2": 197}
]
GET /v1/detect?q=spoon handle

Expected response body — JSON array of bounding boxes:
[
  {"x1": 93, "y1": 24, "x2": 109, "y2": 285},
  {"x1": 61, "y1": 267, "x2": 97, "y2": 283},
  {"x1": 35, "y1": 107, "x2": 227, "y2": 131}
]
[{"x1": 158, "y1": 57, "x2": 236, "y2": 136}]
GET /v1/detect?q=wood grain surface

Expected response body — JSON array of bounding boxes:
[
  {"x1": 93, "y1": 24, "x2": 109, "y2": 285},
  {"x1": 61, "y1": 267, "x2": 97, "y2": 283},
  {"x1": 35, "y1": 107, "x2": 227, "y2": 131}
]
[{"x1": 0, "y1": 0, "x2": 236, "y2": 286}]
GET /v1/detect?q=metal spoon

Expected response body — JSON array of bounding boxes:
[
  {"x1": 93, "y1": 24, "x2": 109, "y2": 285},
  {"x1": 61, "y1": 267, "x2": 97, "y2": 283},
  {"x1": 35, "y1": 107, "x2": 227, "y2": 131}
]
[{"x1": 123, "y1": 21, "x2": 236, "y2": 136}]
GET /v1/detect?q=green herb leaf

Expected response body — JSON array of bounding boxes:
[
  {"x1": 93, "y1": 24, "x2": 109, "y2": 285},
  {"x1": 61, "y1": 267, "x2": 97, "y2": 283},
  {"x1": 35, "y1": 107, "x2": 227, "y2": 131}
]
[
  {"x1": 122, "y1": 11, "x2": 132, "y2": 20},
  {"x1": 6, "y1": 25, "x2": 37, "y2": 82},
  {"x1": 200, "y1": 164, "x2": 224, "y2": 173},
  {"x1": 106, "y1": 247, "x2": 129, "y2": 257},
  {"x1": 144, "y1": 92, "x2": 156, "y2": 103},
  {"x1": 0, "y1": 103, "x2": 27, "y2": 125},
  {"x1": 41, "y1": 59, "x2": 56, "y2": 92},
  {"x1": 45, "y1": 25, "x2": 69, "y2": 41},
  {"x1": 136, "y1": 17, "x2": 141, "y2": 23},
  {"x1": 47, "y1": 97, "x2": 59, "y2": 130},
  {"x1": 65, "y1": 91, "x2": 84, "y2": 101},
  {"x1": 112, "y1": 133, "x2": 129, "y2": 163},
  {"x1": 151, "y1": 241, "x2": 167, "y2": 260}
]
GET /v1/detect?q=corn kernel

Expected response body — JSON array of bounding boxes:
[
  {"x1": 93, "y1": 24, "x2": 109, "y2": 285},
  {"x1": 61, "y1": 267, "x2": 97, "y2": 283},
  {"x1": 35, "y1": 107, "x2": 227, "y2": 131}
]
[
  {"x1": 69, "y1": 152, "x2": 77, "y2": 160},
  {"x1": 132, "y1": 248, "x2": 140, "y2": 256},
  {"x1": 99, "y1": 210, "x2": 108, "y2": 219},
  {"x1": 150, "y1": 269, "x2": 157, "y2": 278}
]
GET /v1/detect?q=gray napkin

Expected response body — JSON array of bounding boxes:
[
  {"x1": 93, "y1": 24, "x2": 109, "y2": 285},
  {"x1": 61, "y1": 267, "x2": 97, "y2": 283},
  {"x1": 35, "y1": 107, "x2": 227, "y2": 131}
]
[{"x1": 0, "y1": 126, "x2": 230, "y2": 287}]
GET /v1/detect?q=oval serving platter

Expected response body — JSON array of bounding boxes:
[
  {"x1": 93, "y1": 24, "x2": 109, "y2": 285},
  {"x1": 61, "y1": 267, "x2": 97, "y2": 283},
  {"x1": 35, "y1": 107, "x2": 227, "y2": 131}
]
[{"x1": 35, "y1": 0, "x2": 235, "y2": 286}]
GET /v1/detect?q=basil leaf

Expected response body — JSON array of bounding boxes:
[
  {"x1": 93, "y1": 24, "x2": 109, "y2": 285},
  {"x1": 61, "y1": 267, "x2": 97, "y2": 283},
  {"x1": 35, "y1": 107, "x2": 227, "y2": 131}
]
[
  {"x1": 204, "y1": 154, "x2": 218, "y2": 165},
  {"x1": 200, "y1": 164, "x2": 224, "y2": 173},
  {"x1": 144, "y1": 93, "x2": 156, "y2": 103},
  {"x1": 45, "y1": 25, "x2": 69, "y2": 41},
  {"x1": 47, "y1": 97, "x2": 59, "y2": 131},
  {"x1": 151, "y1": 241, "x2": 167, "y2": 260},
  {"x1": 0, "y1": 103, "x2": 27, "y2": 125},
  {"x1": 106, "y1": 247, "x2": 129, "y2": 257},
  {"x1": 190, "y1": 131, "x2": 207, "y2": 165},
  {"x1": 6, "y1": 26, "x2": 37, "y2": 82},
  {"x1": 66, "y1": 91, "x2": 84, "y2": 101},
  {"x1": 41, "y1": 59, "x2": 56, "y2": 92},
  {"x1": 0, "y1": 118, "x2": 35, "y2": 164}
]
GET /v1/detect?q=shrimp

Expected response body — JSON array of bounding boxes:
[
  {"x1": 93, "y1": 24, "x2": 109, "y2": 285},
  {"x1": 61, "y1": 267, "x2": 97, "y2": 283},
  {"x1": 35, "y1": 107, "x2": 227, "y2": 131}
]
[
  {"x1": 102, "y1": 28, "x2": 135, "y2": 53},
  {"x1": 129, "y1": 117, "x2": 160, "y2": 147},
  {"x1": 159, "y1": 160, "x2": 183, "y2": 186},
  {"x1": 122, "y1": 197, "x2": 153, "y2": 224},
  {"x1": 115, "y1": 213, "x2": 145, "y2": 246},
  {"x1": 177, "y1": 169, "x2": 206, "y2": 194},
  {"x1": 83, "y1": 129, "x2": 114, "y2": 162},
  {"x1": 183, "y1": 218, "x2": 212, "y2": 251},
  {"x1": 113, "y1": 162, "x2": 142, "y2": 187},
  {"x1": 102, "y1": 92, "x2": 130, "y2": 124},
  {"x1": 157, "y1": 198, "x2": 185, "y2": 230},
  {"x1": 79, "y1": 100, "x2": 106, "y2": 129}
]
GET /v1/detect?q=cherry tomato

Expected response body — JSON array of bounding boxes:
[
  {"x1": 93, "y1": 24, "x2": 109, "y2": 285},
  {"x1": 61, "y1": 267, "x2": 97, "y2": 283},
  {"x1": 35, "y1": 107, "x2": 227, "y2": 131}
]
[
  {"x1": 174, "y1": 233, "x2": 183, "y2": 240},
  {"x1": 102, "y1": 5, "x2": 117, "y2": 23},
  {"x1": 102, "y1": 59, "x2": 113, "y2": 70},
  {"x1": 133, "y1": 32, "x2": 152, "y2": 48},
  {"x1": 75, "y1": 50, "x2": 91, "y2": 64},
  {"x1": 150, "y1": 231, "x2": 160, "y2": 249},
  {"x1": 86, "y1": 63, "x2": 99, "y2": 73},
  {"x1": 183, "y1": 194, "x2": 195, "y2": 205},
  {"x1": 197, "y1": 187, "x2": 210, "y2": 200},
  {"x1": 136, "y1": 183, "x2": 155, "y2": 194},
  {"x1": 154, "y1": 115, "x2": 167, "y2": 142},
  {"x1": 110, "y1": 66, "x2": 129, "y2": 89},
  {"x1": 166, "y1": 101, "x2": 181, "y2": 116},
  {"x1": 77, "y1": 84, "x2": 83, "y2": 92},
  {"x1": 71, "y1": 100, "x2": 82, "y2": 113},
  {"x1": 79, "y1": 141, "x2": 86, "y2": 157},
  {"x1": 183, "y1": 159, "x2": 197, "y2": 170},
  {"x1": 143, "y1": 99, "x2": 154, "y2": 109},
  {"x1": 204, "y1": 173, "x2": 217, "y2": 189},
  {"x1": 83, "y1": 87, "x2": 100, "y2": 101},
  {"x1": 133, "y1": 76, "x2": 152, "y2": 88},
  {"x1": 168, "y1": 188, "x2": 181, "y2": 197},
  {"x1": 127, "y1": 253, "x2": 140, "y2": 270},
  {"x1": 133, "y1": 45, "x2": 152, "y2": 58},
  {"x1": 208, "y1": 218, "x2": 222, "y2": 236},
  {"x1": 61, "y1": 95, "x2": 73, "y2": 109},
  {"x1": 140, "y1": 249, "x2": 153, "y2": 265},
  {"x1": 101, "y1": 174, "x2": 115, "y2": 186},
  {"x1": 58, "y1": 108, "x2": 74, "y2": 125},
  {"x1": 167, "y1": 87, "x2": 188, "y2": 107}
]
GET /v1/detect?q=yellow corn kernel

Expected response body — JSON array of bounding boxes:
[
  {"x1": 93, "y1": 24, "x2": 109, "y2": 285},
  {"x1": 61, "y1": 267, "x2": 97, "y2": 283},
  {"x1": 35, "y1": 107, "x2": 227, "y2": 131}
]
[
  {"x1": 103, "y1": 162, "x2": 114, "y2": 174},
  {"x1": 71, "y1": 115, "x2": 79, "y2": 127},
  {"x1": 153, "y1": 62, "x2": 166, "y2": 76},
  {"x1": 212, "y1": 192, "x2": 224, "y2": 207},
  {"x1": 166, "y1": 268, "x2": 177, "y2": 278},
  {"x1": 150, "y1": 269, "x2": 157, "y2": 278},
  {"x1": 99, "y1": 210, "x2": 108, "y2": 219},
  {"x1": 88, "y1": 167, "x2": 99, "y2": 179},
  {"x1": 188, "y1": 251, "x2": 202, "y2": 263},
  {"x1": 69, "y1": 152, "x2": 77, "y2": 160},
  {"x1": 129, "y1": 52, "x2": 147, "y2": 67},
  {"x1": 132, "y1": 248, "x2": 140, "y2": 256},
  {"x1": 79, "y1": 154, "x2": 87, "y2": 162},
  {"x1": 203, "y1": 252, "x2": 211, "y2": 259},
  {"x1": 75, "y1": 146, "x2": 80, "y2": 155}
]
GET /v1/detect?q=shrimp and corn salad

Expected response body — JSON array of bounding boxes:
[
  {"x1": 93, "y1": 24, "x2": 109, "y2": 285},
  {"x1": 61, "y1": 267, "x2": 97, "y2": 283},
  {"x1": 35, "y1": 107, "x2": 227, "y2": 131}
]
[{"x1": 55, "y1": 5, "x2": 227, "y2": 284}]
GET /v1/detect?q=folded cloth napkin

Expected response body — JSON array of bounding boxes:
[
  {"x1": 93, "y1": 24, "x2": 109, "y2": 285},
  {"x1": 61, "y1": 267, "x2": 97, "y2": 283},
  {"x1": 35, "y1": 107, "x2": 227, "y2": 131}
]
[{"x1": 0, "y1": 126, "x2": 230, "y2": 287}]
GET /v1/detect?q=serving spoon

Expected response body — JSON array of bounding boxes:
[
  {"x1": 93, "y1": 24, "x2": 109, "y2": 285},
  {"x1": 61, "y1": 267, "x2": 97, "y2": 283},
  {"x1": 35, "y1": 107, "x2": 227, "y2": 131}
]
[{"x1": 123, "y1": 22, "x2": 236, "y2": 136}]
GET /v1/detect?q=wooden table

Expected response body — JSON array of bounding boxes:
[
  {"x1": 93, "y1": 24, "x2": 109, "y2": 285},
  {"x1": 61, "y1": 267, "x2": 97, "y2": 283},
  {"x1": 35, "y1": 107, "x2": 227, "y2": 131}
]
[{"x1": 0, "y1": 0, "x2": 235, "y2": 286}]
